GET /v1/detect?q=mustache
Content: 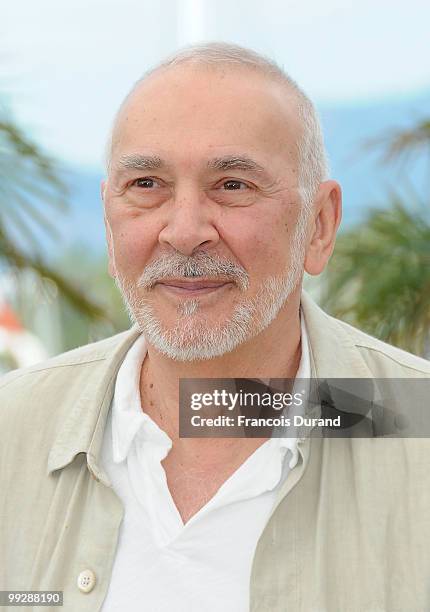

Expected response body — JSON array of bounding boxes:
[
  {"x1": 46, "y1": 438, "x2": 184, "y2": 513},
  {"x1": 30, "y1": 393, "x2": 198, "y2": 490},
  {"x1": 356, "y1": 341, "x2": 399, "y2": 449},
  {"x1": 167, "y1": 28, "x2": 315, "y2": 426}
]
[{"x1": 136, "y1": 251, "x2": 250, "y2": 291}]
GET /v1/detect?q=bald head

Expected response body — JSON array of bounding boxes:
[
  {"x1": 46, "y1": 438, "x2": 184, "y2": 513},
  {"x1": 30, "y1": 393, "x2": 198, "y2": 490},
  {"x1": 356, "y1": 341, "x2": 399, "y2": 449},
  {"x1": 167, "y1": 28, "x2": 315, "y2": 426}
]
[{"x1": 105, "y1": 42, "x2": 329, "y2": 211}]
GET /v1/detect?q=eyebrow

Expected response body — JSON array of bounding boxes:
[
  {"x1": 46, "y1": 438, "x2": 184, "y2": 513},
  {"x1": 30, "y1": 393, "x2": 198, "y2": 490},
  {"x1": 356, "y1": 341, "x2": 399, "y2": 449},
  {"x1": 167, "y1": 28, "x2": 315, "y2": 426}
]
[
  {"x1": 116, "y1": 153, "x2": 269, "y2": 177},
  {"x1": 207, "y1": 155, "x2": 267, "y2": 175},
  {"x1": 117, "y1": 154, "x2": 165, "y2": 171}
]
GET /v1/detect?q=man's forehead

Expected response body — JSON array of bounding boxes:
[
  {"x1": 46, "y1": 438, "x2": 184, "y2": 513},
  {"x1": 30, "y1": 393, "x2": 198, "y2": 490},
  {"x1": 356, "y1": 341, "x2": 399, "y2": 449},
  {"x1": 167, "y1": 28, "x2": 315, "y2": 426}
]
[
  {"x1": 128, "y1": 60, "x2": 297, "y2": 102},
  {"x1": 109, "y1": 63, "x2": 302, "y2": 168},
  {"x1": 116, "y1": 63, "x2": 301, "y2": 132}
]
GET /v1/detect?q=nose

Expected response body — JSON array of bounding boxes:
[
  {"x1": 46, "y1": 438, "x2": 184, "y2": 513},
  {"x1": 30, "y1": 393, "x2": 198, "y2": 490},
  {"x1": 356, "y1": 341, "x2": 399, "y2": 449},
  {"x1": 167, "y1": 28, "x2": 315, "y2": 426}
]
[{"x1": 158, "y1": 185, "x2": 220, "y2": 256}]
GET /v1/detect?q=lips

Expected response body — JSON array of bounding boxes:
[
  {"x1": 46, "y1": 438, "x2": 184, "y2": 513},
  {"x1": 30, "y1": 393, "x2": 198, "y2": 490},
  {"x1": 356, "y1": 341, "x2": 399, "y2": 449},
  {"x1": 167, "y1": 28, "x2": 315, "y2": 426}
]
[
  {"x1": 159, "y1": 279, "x2": 229, "y2": 290},
  {"x1": 157, "y1": 279, "x2": 231, "y2": 290}
]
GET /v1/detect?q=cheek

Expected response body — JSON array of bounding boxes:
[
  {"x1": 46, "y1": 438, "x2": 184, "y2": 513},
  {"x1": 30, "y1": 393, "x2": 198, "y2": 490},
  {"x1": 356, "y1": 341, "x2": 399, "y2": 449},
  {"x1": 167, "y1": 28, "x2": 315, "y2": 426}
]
[
  {"x1": 220, "y1": 207, "x2": 297, "y2": 278},
  {"x1": 109, "y1": 216, "x2": 158, "y2": 277}
]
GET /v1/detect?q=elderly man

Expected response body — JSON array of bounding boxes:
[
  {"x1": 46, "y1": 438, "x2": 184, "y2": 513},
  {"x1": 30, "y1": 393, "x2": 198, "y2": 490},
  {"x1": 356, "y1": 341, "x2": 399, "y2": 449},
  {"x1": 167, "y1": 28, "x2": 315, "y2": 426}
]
[{"x1": 1, "y1": 43, "x2": 430, "y2": 612}]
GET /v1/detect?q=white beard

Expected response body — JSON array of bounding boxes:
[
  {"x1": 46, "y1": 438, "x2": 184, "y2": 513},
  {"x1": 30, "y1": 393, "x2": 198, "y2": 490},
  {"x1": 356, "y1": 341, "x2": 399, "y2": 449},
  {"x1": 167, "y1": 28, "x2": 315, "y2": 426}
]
[{"x1": 114, "y1": 212, "x2": 307, "y2": 362}]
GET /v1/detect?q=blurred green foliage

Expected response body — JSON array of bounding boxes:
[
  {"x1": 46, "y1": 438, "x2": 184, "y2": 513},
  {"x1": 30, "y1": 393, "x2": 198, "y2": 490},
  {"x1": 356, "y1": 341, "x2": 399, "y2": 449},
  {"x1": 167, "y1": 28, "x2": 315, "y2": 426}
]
[
  {"x1": 0, "y1": 105, "x2": 107, "y2": 324},
  {"x1": 321, "y1": 119, "x2": 430, "y2": 356},
  {"x1": 53, "y1": 244, "x2": 130, "y2": 351}
]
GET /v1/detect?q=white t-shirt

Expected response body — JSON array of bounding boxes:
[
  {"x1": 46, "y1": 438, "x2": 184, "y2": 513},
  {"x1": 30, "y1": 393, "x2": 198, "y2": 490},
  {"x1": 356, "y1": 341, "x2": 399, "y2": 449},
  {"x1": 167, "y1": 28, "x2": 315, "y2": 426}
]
[{"x1": 100, "y1": 312, "x2": 310, "y2": 612}]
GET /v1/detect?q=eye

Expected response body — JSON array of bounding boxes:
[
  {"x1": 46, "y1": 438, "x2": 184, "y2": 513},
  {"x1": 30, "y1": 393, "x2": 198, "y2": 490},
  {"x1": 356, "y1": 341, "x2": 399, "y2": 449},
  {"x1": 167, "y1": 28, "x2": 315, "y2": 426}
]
[
  {"x1": 132, "y1": 177, "x2": 162, "y2": 188},
  {"x1": 221, "y1": 180, "x2": 249, "y2": 190},
  {"x1": 128, "y1": 176, "x2": 168, "y2": 207},
  {"x1": 210, "y1": 178, "x2": 256, "y2": 207}
]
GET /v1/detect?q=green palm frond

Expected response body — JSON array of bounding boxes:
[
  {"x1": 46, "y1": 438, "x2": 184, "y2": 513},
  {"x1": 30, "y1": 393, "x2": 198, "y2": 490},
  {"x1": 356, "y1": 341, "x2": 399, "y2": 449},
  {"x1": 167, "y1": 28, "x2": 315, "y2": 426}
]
[
  {"x1": 0, "y1": 106, "x2": 107, "y2": 323},
  {"x1": 364, "y1": 118, "x2": 430, "y2": 167},
  {"x1": 0, "y1": 119, "x2": 67, "y2": 194},
  {"x1": 0, "y1": 114, "x2": 68, "y2": 246},
  {"x1": 0, "y1": 227, "x2": 107, "y2": 321},
  {"x1": 322, "y1": 198, "x2": 430, "y2": 355},
  {"x1": 323, "y1": 111, "x2": 430, "y2": 358}
]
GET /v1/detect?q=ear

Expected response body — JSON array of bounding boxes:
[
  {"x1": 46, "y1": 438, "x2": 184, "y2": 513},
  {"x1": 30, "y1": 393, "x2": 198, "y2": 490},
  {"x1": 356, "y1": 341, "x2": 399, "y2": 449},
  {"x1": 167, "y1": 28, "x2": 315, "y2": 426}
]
[
  {"x1": 101, "y1": 180, "x2": 116, "y2": 279},
  {"x1": 304, "y1": 180, "x2": 342, "y2": 276}
]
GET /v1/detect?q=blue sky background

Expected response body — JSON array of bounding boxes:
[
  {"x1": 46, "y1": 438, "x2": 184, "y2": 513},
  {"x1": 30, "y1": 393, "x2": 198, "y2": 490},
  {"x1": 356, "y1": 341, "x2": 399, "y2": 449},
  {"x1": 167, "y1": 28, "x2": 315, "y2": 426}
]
[{"x1": 1, "y1": 0, "x2": 429, "y2": 255}]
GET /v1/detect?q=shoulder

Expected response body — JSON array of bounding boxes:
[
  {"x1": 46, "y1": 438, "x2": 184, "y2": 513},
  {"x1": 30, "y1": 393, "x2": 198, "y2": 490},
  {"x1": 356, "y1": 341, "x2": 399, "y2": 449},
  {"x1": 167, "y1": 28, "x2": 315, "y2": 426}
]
[
  {"x1": 0, "y1": 327, "x2": 140, "y2": 408},
  {"x1": 0, "y1": 327, "x2": 140, "y2": 485},
  {"x1": 335, "y1": 317, "x2": 430, "y2": 377},
  {"x1": 0, "y1": 328, "x2": 136, "y2": 383},
  {"x1": 300, "y1": 290, "x2": 430, "y2": 378}
]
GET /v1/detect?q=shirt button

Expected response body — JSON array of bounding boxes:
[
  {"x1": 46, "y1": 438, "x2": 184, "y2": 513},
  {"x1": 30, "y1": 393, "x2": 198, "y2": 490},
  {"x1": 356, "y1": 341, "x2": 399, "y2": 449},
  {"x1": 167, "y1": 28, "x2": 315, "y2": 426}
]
[{"x1": 77, "y1": 569, "x2": 96, "y2": 593}]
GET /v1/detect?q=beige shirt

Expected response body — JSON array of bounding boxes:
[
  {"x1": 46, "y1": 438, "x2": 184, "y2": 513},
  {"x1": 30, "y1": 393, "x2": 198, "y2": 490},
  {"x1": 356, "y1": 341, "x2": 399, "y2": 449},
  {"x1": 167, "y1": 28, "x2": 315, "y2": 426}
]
[{"x1": 1, "y1": 291, "x2": 430, "y2": 612}]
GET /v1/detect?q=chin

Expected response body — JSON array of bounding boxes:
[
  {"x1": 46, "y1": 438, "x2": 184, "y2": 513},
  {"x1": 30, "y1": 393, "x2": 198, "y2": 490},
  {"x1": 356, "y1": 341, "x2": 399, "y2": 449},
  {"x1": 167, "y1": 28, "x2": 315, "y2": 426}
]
[
  {"x1": 123, "y1": 275, "x2": 294, "y2": 360},
  {"x1": 133, "y1": 305, "x2": 256, "y2": 362}
]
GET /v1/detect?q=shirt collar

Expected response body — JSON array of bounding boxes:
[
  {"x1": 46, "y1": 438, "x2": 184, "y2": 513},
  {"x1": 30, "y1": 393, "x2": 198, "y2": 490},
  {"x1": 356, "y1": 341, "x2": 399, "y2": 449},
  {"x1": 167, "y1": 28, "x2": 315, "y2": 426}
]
[
  {"x1": 111, "y1": 308, "x2": 311, "y2": 464},
  {"x1": 46, "y1": 326, "x2": 141, "y2": 483},
  {"x1": 111, "y1": 333, "x2": 150, "y2": 463}
]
